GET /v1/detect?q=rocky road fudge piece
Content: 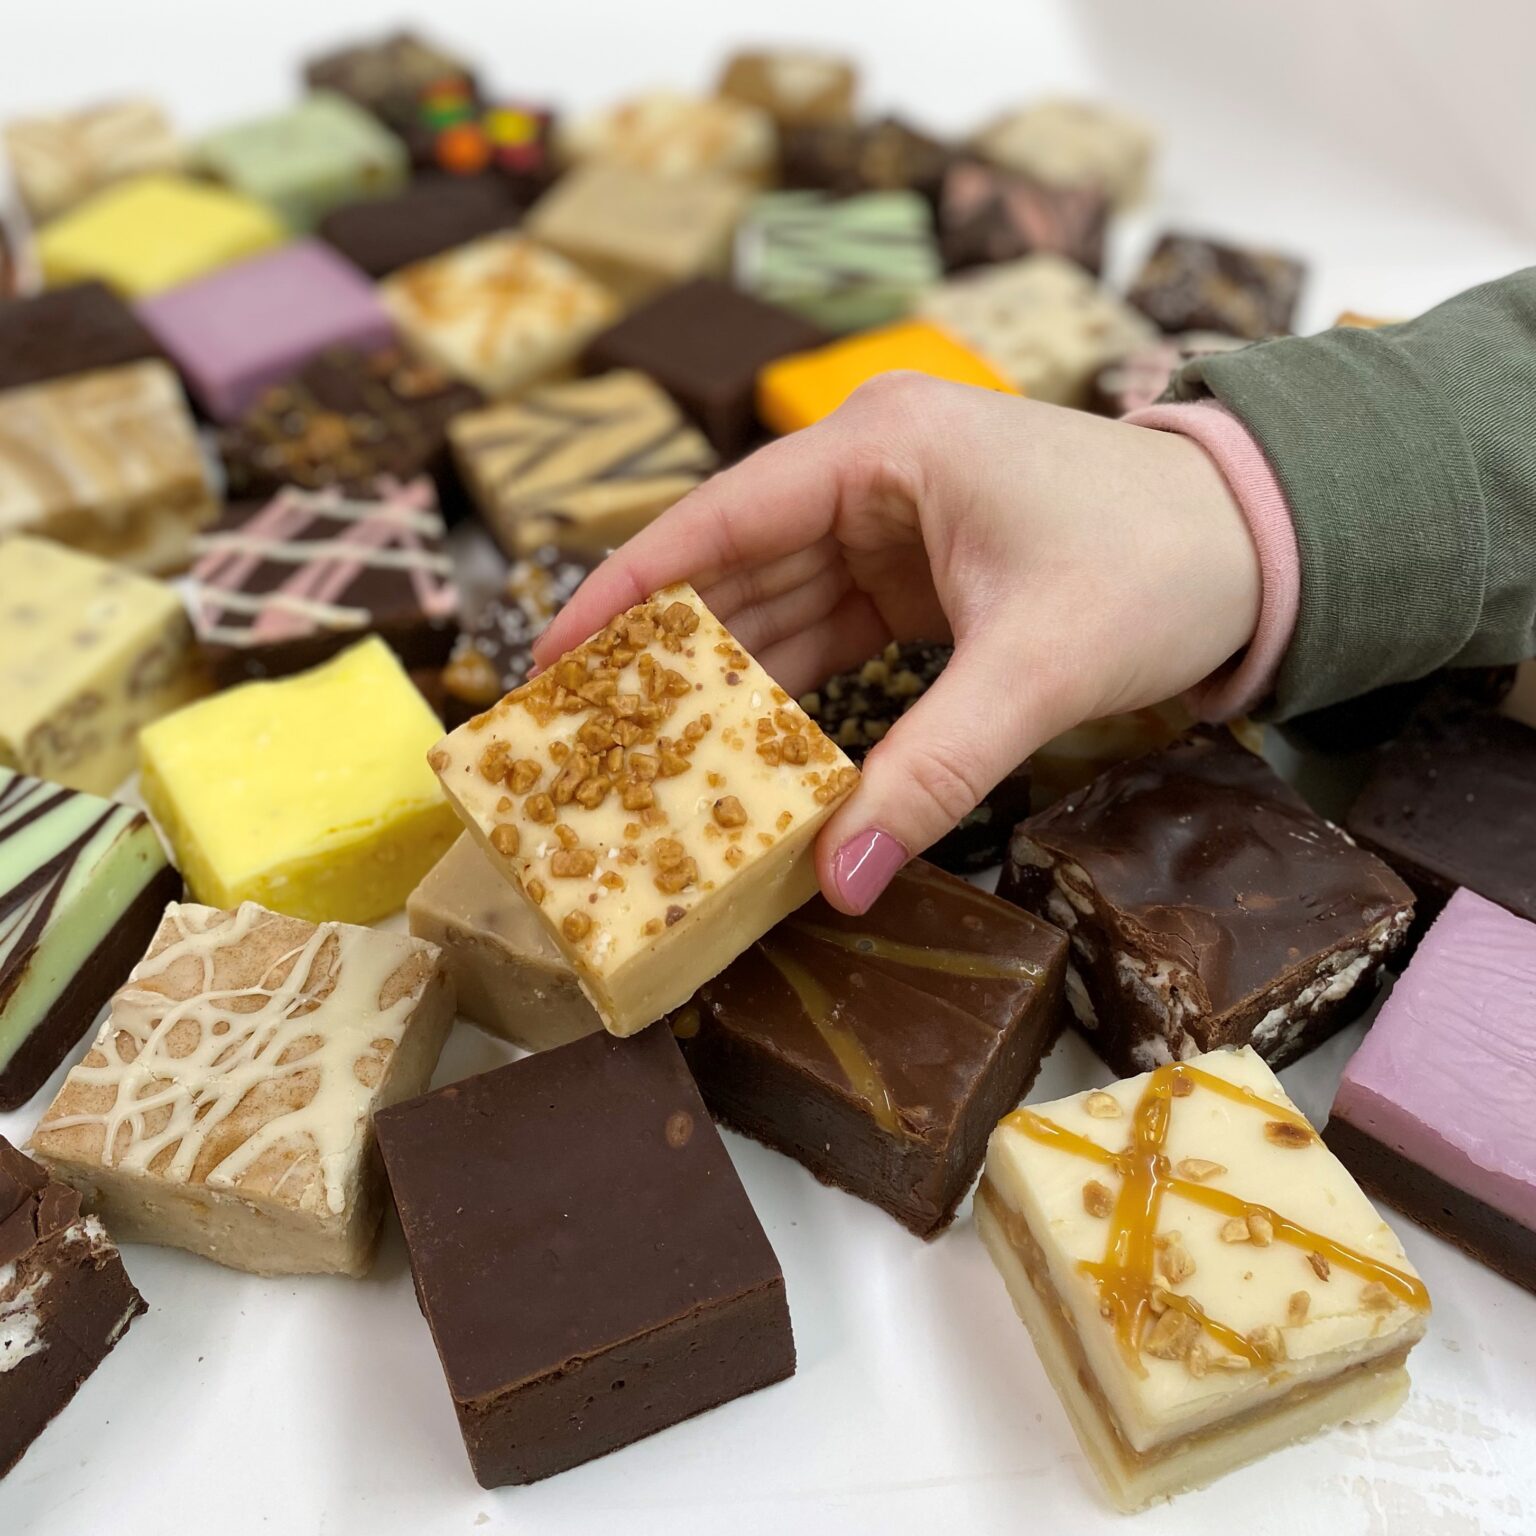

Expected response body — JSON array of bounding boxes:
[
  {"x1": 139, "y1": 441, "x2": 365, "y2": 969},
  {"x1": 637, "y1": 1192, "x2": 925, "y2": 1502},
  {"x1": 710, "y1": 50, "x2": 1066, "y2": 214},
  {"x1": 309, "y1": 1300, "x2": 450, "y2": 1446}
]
[
  {"x1": 938, "y1": 158, "x2": 1109, "y2": 275},
  {"x1": 999, "y1": 732, "x2": 1414, "y2": 1073},
  {"x1": 407, "y1": 833, "x2": 598, "y2": 1050},
  {"x1": 380, "y1": 233, "x2": 618, "y2": 397},
  {"x1": 304, "y1": 30, "x2": 479, "y2": 143},
  {"x1": 716, "y1": 49, "x2": 857, "y2": 128},
  {"x1": 0, "y1": 538, "x2": 203, "y2": 795},
  {"x1": 1128, "y1": 232, "x2": 1306, "y2": 341},
  {"x1": 977, "y1": 1046, "x2": 1430, "y2": 1511},
  {"x1": 0, "y1": 769, "x2": 180, "y2": 1111},
  {"x1": 671, "y1": 859, "x2": 1065, "y2": 1235},
  {"x1": 187, "y1": 478, "x2": 458, "y2": 686},
  {"x1": 318, "y1": 176, "x2": 522, "y2": 279},
  {"x1": 450, "y1": 371, "x2": 718, "y2": 557},
  {"x1": 0, "y1": 359, "x2": 214, "y2": 573},
  {"x1": 429, "y1": 583, "x2": 859, "y2": 1034},
  {"x1": 0, "y1": 1138, "x2": 145, "y2": 1477},
  {"x1": 31, "y1": 900, "x2": 452, "y2": 1276},
  {"x1": 778, "y1": 117, "x2": 955, "y2": 208},
  {"x1": 970, "y1": 98, "x2": 1154, "y2": 208},
  {"x1": 139, "y1": 636, "x2": 459, "y2": 925},
  {"x1": 560, "y1": 90, "x2": 775, "y2": 183},
  {"x1": 1087, "y1": 330, "x2": 1247, "y2": 416},
  {"x1": 0, "y1": 281, "x2": 160, "y2": 393},
  {"x1": 376, "y1": 1025, "x2": 794, "y2": 1486}
]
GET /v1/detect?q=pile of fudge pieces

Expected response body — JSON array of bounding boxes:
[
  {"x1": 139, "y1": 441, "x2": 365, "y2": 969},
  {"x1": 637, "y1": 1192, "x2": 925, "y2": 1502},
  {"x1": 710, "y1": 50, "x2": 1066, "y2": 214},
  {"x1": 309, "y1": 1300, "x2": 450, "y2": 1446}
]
[{"x1": 0, "y1": 29, "x2": 1530, "y2": 1515}]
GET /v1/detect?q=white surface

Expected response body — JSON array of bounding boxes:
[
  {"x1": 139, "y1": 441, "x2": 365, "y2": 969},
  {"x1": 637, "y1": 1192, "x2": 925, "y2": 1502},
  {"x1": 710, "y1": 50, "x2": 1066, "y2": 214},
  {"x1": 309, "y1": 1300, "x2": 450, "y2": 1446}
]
[{"x1": 4, "y1": 4, "x2": 1536, "y2": 1533}]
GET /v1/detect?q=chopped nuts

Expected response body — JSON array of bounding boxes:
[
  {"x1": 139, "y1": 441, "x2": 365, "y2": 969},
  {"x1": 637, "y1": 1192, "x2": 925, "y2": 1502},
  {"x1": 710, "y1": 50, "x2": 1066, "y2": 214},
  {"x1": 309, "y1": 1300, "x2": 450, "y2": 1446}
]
[
  {"x1": 1264, "y1": 1120, "x2": 1315, "y2": 1149},
  {"x1": 1246, "y1": 1211, "x2": 1275, "y2": 1247},
  {"x1": 1084, "y1": 1091, "x2": 1120, "y2": 1119},
  {"x1": 1287, "y1": 1291, "x2": 1310, "y2": 1326},
  {"x1": 1360, "y1": 1282, "x2": 1393, "y2": 1312},
  {"x1": 1155, "y1": 1232, "x2": 1196, "y2": 1284},
  {"x1": 562, "y1": 911, "x2": 592, "y2": 941},
  {"x1": 1082, "y1": 1179, "x2": 1114, "y2": 1218},
  {"x1": 1210, "y1": 1354, "x2": 1251, "y2": 1373},
  {"x1": 1175, "y1": 1158, "x2": 1226, "y2": 1182},
  {"x1": 489, "y1": 824, "x2": 521, "y2": 857},
  {"x1": 1170, "y1": 1074, "x2": 1194, "y2": 1097},
  {"x1": 1144, "y1": 1309, "x2": 1201, "y2": 1361},
  {"x1": 1247, "y1": 1324, "x2": 1286, "y2": 1363},
  {"x1": 524, "y1": 793, "x2": 556, "y2": 824},
  {"x1": 712, "y1": 795, "x2": 748, "y2": 828},
  {"x1": 550, "y1": 849, "x2": 597, "y2": 878},
  {"x1": 1220, "y1": 1218, "x2": 1251, "y2": 1244},
  {"x1": 1185, "y1": 1343, "x2": 1209, "y2": 1379},
  {"x1": 1308, "y1": 1252, "x2": 1331, "y2": 1282}
]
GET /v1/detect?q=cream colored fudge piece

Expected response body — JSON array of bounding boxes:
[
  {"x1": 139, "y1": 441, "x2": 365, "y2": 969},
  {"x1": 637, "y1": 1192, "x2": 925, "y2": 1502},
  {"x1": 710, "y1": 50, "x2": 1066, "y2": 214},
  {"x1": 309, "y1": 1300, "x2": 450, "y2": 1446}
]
[
  {"x1": 429, "y1": 583, "x2": 859, "y2": 1035},
  {"x1": 971, "y1": 98, "x2": 1154, "y2": 208},
  {"x1": 559, "y1": 89, "x2": 775, "y2": 183},
  {"x1": 977, "y1": 1045, "x2": 1430, "y2": 1511},
  {"x1": 717, "y1": 49, "x2": 858, "y2": 129},
  {"x1": 407, "y1": 833, "x2": 599, "y2": 1052},
  {"x1": 30, "y1": 901, "x2": 454, "y2": 1277}
]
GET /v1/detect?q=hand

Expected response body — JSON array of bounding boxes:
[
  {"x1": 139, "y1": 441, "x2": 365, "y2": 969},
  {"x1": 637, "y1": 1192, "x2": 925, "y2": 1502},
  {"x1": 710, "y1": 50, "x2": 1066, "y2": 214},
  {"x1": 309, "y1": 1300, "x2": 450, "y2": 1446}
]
[{"x1": 533, "y1": 373, "x2": 1260, "y2": 914}]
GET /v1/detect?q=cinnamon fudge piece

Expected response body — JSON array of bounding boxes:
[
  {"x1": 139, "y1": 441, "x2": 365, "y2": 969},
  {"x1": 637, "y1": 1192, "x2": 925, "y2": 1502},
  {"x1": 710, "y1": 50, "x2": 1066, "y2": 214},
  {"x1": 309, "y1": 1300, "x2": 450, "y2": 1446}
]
[
  {"x1": 428, "y1": 583, "x2": 859, "y2": 1034},
  {"x1": 0, "y1": 282, "x2": 160, "y2": 393},
  {"x1": 938, "y1": 159, "x2": 1109, "y2": 275},
  {"x1": 970, "y1": 98, "x2": 1154, "y2": 208},
  {"x1": 318, "y1": 176, "x2": 522, "y2": 279},
  {"x1": 375, "y1": 1025, "x2": 794, "y2": 1486},
  {"x1": 670, "y1": 859, "x2": 1065, "y2": 1235},
  {"x1": 559, "y1": 90, "x2": 774, "y2": 183},
  {"x1": 977, "y1": 1046, "x2": 1430, "y2": 1510},
  {"x1": 716, "y1": 49, "x2": 857, "y2": 128},
  {"x1": 30, "y1": 900, "x2": 454, "y2": 1277},
  {"x1": 1128, "y1": 233, "x2": 1306, "y2": 340},
  {"x1": 0, "y1": 1138, "x2": 146, "y2": 1477},
  {"x1": 999, "y1": 732, "x2": 1414, "y2": 1072}
]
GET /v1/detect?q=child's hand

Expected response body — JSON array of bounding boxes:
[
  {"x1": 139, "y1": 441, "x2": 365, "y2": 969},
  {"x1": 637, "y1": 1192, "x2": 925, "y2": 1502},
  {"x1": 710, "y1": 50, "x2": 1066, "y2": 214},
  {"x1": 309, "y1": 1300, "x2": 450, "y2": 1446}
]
[{"x1": 533, "y1": 374, "x2": 1260, "y2": 913}]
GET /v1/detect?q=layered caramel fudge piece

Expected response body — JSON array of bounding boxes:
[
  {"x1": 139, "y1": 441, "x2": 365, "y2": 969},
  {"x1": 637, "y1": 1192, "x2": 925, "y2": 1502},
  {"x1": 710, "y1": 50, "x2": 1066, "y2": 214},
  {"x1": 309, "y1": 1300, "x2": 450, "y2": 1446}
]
[
  {"x1": 977, "y1": 1047, "x2": 1430, "y2": 1511},
  {"x1": 429, "y1": 583, "x2": 859, "y2": 1034},
  {"x1": 30, "y1": 900, "x2": 454, "y2": 1277}
]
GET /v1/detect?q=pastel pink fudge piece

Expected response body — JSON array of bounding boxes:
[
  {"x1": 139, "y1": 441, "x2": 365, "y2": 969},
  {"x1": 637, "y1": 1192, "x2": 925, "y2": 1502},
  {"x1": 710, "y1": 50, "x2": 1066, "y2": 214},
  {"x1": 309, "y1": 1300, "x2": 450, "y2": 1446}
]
[
  {"x1": 1331, "y1": 888, "x2": 1536, "y2": 1230},
  {"x1": 137, "y1": 240, "x2": 395, "y2": 421}
]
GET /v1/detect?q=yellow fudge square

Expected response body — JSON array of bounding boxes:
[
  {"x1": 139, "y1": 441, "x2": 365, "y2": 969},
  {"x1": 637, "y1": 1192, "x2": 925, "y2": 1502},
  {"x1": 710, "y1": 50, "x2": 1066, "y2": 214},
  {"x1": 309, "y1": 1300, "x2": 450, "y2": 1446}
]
[
  {"x1": 139, "y1": 636, "x2": 458, "y2": 924},
  {"x1": 756, "y1": 319, "x2": 1020, "y2": 435},
  {"x1": 37, "y1": 173, "x2": 286, "y2": 298}
]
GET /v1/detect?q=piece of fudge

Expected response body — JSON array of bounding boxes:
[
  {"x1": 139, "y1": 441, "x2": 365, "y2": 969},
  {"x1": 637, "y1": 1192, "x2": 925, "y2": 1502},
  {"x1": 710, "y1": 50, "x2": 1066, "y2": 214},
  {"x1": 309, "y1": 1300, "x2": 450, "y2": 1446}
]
[
  {"x1": 0, "y1": 538, "x2": 204, "y2": 794},
  {"x1": 560, "y1": 89, "x2": 775, "y2": 183},
  {"x1": 938, "y1": 158, "x2": 1109, "y2": 275},
  {"x1": 30, "y1": 900, "x2": 453, "y2": 1276},
  {"x1": 412, "y1": 85, "x2": 557, "y2": 203},
  {"x1": 778, "y1": 117, "x2": 956, "y2": 208},
  {"x1": 317, "y1": 176, "x2": 522, "y2": 279},
  {"x1": 799, "y1": 640, "x2": 1032, "y2": 872},
  {"x1": 380, "y1": 233, "x2": 619, "y2": 397},
  {"x1": 581, "y1": 277, "x2": 829, "y2": 457},
  {"x1": 0, "y1": 190, "x2": 28, "y2": 301},
  {"x1": 970, "y1": 98, "x2": 1154, "y2": 208},
  {"x1": 407, "y1": 832, "x2": 598, "y2": 1050},
  {"x1": 217, "y1": 343, "x2": 482, "y2": 502},
  {"x1": 35, "y1": 173, "x2": 285, "y2": 299},
  {"x1": 186, "y1": 478, "x2": 459, "y2": 687},
  {"x1": 737, "y1": 189, "x2": 941, "y2": 334},
  {"x1": 139, "y1": 636, "x2": 459, "y2": 924},
  {"x1": 0, "y1": 281, "x2": 160, "y2": 393},
  {"x1": 1128, "y1": 233, "x2": 1306, "y2": 341},
  {"x1": 977, "y1": 1046, "x2": 1430, "y2": 1511},
  {"x1": 1087, "y1": 330, "x2": 1248, "y2": 416},
  {"x1": 756, "y1": 319, "x2": 1018, "y2": 436},
  {"x1": 137, "y1": 240, "x2": 397, "y2": 422},
  {"x1": 450, "y1": 371, "x2": 718, "y2": 557},
  {"x1": 919, "y1": 254, "x2": 1158, "y2": 406},
  {"x1": 304, "y1": 30, "x2": 479, "y2": 142},
  {"x1": 0, "y1": 768, "x2": 180, "y2": 1111},
  {"x1": 999, "y1": 732, "x2": 1414, "y2": 1073},
  {"x1": 671, "y1": 859, "x2": 1065, "y2": 1235},
  {"x1": 428, "y1": 583, "x2": 859, "y2": 1034},
  {"x1": 4, "y1": 100, "x2": 183, "y2": 223},
  {"x1": 525, "y1": 162, "x2": 749, "y2": 307},
  {"x1": 375, "y1": 1025, "x2": 794, "y2": 1486},
  {"x1": 0, "y1": 1138, "x2": 146, "y2": 1478},
  {"x1": 0, "y1": 359, "x2": 214, "y2": 573},
  {"x1": 716, "y1": 49, "x2": 857, "y2": 128}
]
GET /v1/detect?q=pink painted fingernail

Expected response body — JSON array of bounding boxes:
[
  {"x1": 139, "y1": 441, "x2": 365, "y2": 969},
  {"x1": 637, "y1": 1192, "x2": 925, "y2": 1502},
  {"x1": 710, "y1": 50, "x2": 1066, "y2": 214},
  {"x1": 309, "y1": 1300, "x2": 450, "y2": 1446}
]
[{"x1": 830, "y1": 828, "x2": 909, "y2": 915}]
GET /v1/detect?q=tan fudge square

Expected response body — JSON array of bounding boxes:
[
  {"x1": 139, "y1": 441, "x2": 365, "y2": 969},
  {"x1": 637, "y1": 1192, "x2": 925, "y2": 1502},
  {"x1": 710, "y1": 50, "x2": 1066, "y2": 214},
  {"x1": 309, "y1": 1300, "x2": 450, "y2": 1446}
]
[{"x1": 558, "y1": 90, "x2": 775, "y2": 183}]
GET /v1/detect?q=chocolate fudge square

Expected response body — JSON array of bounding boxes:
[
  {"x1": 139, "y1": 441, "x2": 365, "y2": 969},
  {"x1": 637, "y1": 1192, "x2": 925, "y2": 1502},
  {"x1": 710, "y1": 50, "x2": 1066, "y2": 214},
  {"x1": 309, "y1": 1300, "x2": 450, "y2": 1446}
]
[
  {"x1": 317, "y1": 176, "x2": 522, "y2": 279},
  {"x1": 0, "y1": 280, "x2": 160, "y2": 392},
  {"x1": 999, "y1": 731, "x2": 1414, "y2": 1074},
  {"x1": 1127, "y1": 232, "x2": 1305, "y2": 340},
  {"x1": 375, "y1": 1026, "x2": 795, "y2": 1486},
  {"x1": 670, "y1": 859, "x2": 1066, "y2": 1236}
]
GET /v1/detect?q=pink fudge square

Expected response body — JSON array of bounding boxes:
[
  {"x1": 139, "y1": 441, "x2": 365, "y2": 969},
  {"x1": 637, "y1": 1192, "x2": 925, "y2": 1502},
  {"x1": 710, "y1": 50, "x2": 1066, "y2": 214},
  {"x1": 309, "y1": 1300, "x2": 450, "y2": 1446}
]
[{"x1": 137, "y1": 240, "x2": 395, "y2": 421}]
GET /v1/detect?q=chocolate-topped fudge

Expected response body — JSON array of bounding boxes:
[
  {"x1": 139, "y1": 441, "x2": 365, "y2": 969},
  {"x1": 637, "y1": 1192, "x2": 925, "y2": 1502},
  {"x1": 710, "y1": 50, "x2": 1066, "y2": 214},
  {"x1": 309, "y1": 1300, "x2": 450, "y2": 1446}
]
[
  {"x1": 317, "y1": 176, "x2": 522, "y2": 279},
  {"x1": 999, "y1": 731, "x2": 1414, "y2": 1073},
  {"x1": 375, "y1": 1027, "x2": 795, "y2": 1486},
  {"x1": 1127, "y1": 232, "x2": 1305, "y2": 340},
  {"x1": 0, "y1": 281, "x2": 160, "y2": 393}
]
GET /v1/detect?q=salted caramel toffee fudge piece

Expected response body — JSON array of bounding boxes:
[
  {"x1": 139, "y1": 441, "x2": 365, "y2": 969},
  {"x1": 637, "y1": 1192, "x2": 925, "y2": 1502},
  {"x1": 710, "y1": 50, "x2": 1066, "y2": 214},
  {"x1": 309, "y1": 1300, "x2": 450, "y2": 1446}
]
[
  {"x1": 977, "y1": 1047, "x2": 1430, "y2": 1511},
  {"x1": 429, "y1": 583, "x2": 859, "y2": 1035},
  {"x1": 30, "y1": 901, "x2": 454, "y2": 1277}
]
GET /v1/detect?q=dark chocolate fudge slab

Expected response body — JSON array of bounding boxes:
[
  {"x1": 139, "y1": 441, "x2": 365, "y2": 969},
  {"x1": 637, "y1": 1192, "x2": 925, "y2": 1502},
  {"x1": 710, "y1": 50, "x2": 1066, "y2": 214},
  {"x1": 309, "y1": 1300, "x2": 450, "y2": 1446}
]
[
  {"x1": 375, "y1": 1027, "x2": 794, "y2": 1487},
  {"x1": 780, "y1": 116, "x2": 957, "y2": 209},
  {"x1": 0, "y1": 1137, "x2": 146, "y2": 1476},
  {"x1": 318, "y1": 176, "x2": 522, "y2": 279},
  {"x1": 670, "y1": 860, "x2": 1066, "y2": 1236},
  {"x1": 0, "y1": 281, "x2": 160, "y2": 393},
  {"x1": 1127, "y1": 232, "x2": 1305, "y2": 340},
  {"x1": 999, "y1": 731, "x2": 1413, "y2": 1075}
]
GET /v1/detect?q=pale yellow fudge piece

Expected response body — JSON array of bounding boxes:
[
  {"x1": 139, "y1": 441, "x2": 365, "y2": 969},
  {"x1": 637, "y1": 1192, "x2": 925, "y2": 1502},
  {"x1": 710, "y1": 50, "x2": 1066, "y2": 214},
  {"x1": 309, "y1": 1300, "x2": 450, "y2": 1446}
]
[
  {"x1": 407, "y1": 833, "x2": 599, "y2": 1052},
  {"x1": 31, "y1": 900, "x2": 454, "y2": 1276},
  {"x1": 429, "y1": 583, "x2": 859, "y2": 1034},
  {"x1": 559, "y1": 90, "x2": 775, "y2": 183},
  {"x1": 139, "y1": 636, "x2": 459, "y2": 924},
  {"x1": 0, "y1": 536, "x2": 204, "y2": 795},
  {"x1": 977, "y1": 1046, "x2": 1430, "y2": 1512}
]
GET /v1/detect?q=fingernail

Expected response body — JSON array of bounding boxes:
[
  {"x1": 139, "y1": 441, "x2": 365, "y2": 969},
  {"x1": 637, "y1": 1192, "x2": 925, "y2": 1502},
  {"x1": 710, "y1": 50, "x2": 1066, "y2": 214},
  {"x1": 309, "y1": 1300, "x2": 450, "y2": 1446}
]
[{"x1": 830, "y1": 828, "x2": 909, "y2": 915}]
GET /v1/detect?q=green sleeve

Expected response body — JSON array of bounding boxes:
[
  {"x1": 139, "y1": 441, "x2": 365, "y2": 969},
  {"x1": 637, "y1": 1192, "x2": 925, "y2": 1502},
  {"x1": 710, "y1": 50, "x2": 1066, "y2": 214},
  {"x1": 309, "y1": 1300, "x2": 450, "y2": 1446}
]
[{"x1": 1169, "y1": 267, "x2": 1536, "y2": 718}]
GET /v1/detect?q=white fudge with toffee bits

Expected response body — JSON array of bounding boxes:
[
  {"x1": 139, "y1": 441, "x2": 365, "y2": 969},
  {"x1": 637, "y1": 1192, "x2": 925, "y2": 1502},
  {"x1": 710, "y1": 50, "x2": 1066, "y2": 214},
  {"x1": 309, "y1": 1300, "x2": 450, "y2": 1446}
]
[
  {"x1": 429, "y1": 582, "x2": 859, "y2": 1035},
  {"x1": 977, "y1": 1046, "x2": 1429, "y2": 1512}
]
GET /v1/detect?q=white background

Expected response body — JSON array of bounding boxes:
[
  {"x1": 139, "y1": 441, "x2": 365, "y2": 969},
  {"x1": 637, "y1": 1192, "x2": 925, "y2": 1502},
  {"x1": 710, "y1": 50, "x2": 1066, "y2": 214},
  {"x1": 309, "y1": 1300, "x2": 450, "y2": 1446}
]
[{"x1": 3, "y1": 3, "x2": 1536, "y2": 1533}]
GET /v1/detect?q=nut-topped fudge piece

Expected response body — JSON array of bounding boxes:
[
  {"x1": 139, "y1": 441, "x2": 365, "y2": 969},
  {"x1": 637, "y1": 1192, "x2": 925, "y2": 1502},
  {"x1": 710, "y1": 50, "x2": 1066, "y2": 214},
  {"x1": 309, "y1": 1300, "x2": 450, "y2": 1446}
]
[
  {"x1": 429, "y1": 583, "x2": 859, "y2": 1034},
  {"x1": 977, "y1": 1046, "x2": 1430, "y2": 1511},
  {"x1": 998, "y1": 732, "x2": 1414, "y2": 1073},
  {"x1": 30, "y1": 900, "x2": 454, "y2": 1277}
]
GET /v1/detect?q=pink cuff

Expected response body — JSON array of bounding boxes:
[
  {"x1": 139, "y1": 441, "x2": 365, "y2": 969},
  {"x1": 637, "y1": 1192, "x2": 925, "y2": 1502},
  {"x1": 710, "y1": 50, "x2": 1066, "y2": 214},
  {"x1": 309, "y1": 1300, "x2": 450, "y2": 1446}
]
[{"x1": 1125, "y1": 401, "x2": 1301, "y2": 720}]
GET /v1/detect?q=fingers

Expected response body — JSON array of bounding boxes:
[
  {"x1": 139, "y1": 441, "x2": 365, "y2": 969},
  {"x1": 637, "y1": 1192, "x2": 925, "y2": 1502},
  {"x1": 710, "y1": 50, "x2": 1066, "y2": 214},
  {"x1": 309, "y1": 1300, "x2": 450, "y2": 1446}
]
[{"x1": 755, "y1": 588, "x2": 892, "y2": 697}]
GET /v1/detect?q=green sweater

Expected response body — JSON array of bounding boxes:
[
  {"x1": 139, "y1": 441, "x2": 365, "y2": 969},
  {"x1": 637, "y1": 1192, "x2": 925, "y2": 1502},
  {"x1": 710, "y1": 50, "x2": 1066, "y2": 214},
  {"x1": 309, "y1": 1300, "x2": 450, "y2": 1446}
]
[{"x1": 1170, "y1": 267, "x2": 1536, "y2": 718}]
